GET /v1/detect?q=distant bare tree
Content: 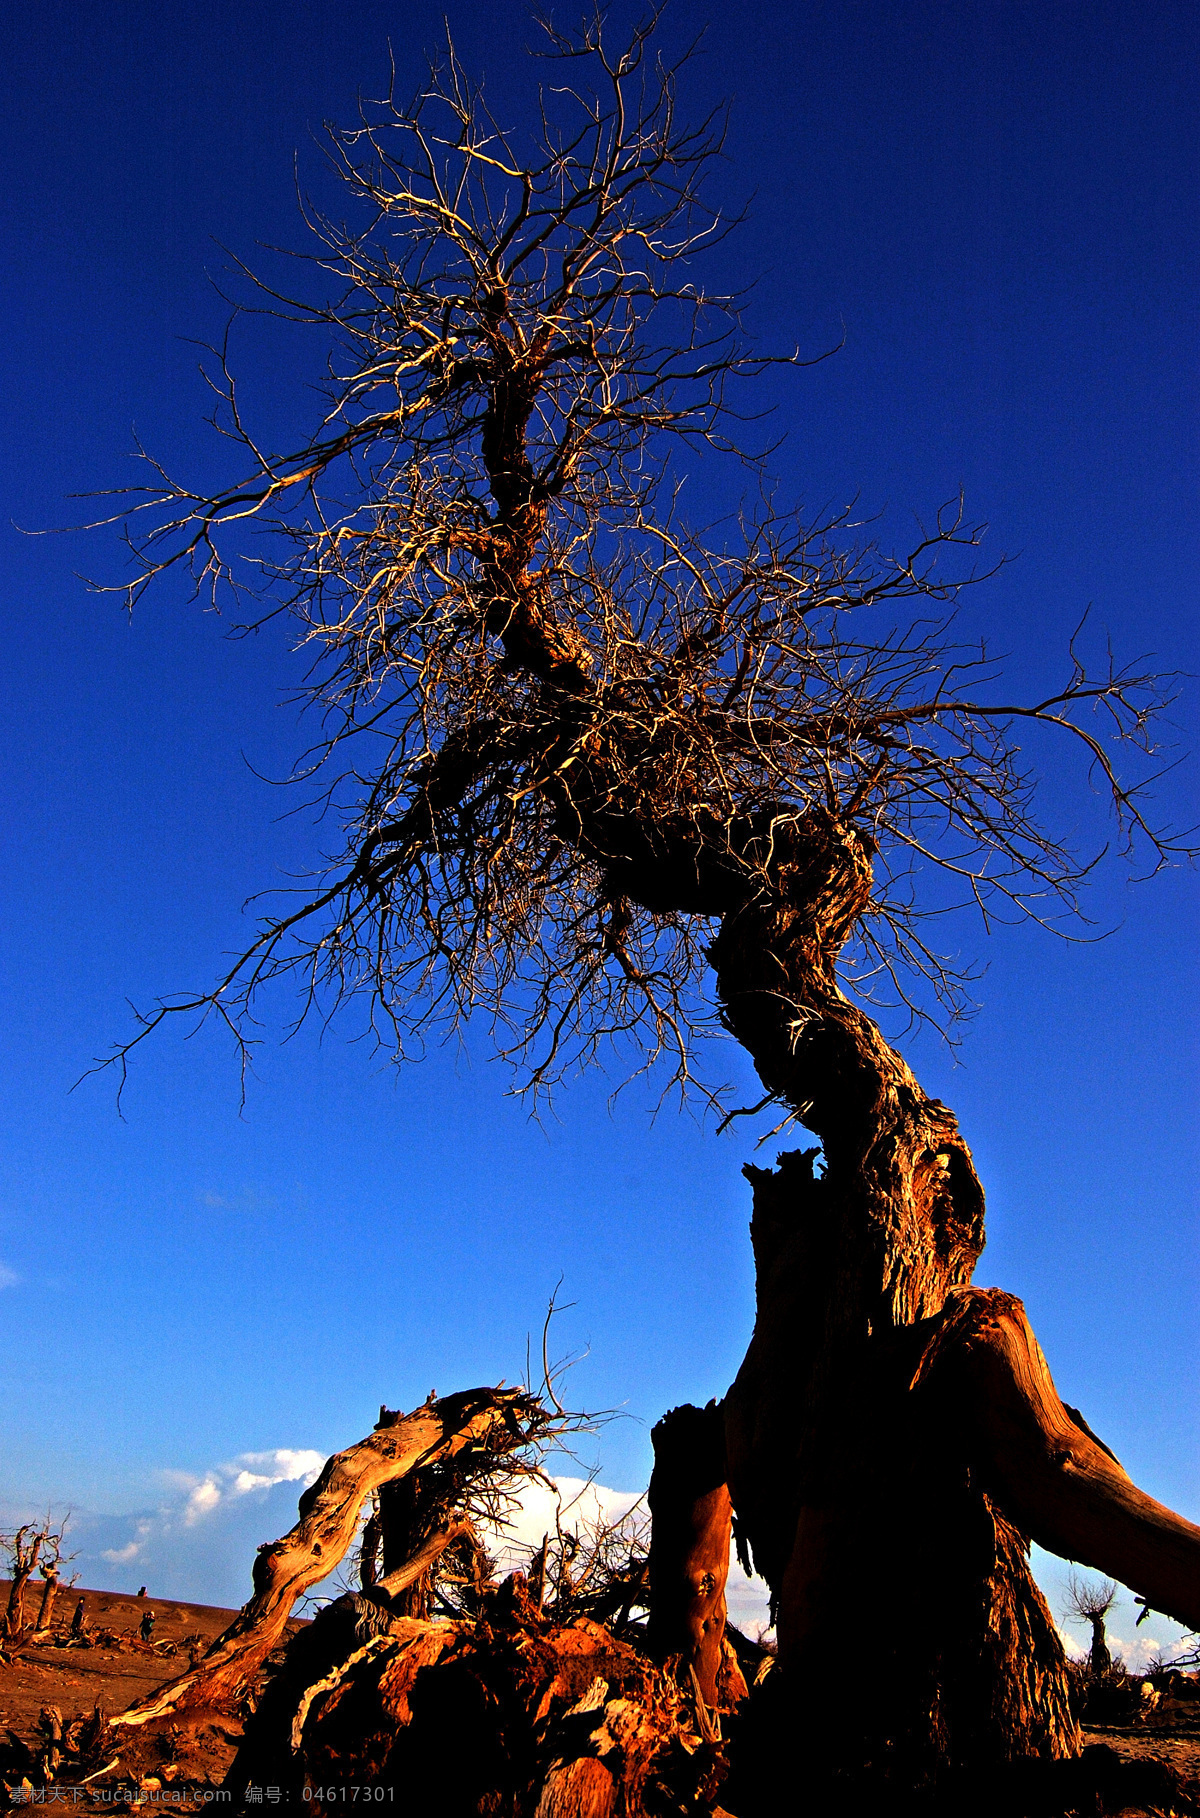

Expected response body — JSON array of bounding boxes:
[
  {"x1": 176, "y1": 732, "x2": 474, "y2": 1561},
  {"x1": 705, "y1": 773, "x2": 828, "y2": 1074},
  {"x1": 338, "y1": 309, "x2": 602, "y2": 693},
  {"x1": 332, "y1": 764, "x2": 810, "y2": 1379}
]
[
  {"x1": 2, "y1": 1515, "x2": 73, "y2": 1640},
  {"x1": 1065, "y1": 1573, "x2": 1119, "y2": 1676},
  {"x1": 35, "y1": 1550, "x2": 78, "y2": 1634},
  {"x1": 90, "y1": 10, "x2": 1199, "y2": 1794}
]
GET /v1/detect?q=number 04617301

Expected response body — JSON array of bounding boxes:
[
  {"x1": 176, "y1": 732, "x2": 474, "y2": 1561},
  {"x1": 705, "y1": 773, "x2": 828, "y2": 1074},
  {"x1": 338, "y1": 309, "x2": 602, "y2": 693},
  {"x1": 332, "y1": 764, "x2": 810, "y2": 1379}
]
[{"x1": 302, "y1": 1791, "x2": 395, "y2": 1804}]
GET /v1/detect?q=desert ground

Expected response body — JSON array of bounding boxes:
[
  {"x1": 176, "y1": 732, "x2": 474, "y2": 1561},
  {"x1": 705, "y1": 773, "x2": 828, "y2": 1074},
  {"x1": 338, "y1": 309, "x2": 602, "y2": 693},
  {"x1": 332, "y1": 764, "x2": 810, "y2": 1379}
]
[{"x1": 0, "y1": 1584, "x2": 305, "y2": 1807}]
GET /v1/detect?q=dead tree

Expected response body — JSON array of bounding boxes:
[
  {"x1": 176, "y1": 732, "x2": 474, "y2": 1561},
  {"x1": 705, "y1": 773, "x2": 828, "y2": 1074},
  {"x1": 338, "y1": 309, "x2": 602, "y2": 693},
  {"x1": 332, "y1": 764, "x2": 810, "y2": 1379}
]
[
  {"x1": 355, "y1": 1396, "x2": 557, "y2": 1622},
  {"x1": 2, "y1": 1526, "x2": 43, "y2": 1639},
  {"x1": 34, "y1": 1569, "x2": 60, "y2": 1633},
  {"x1": 1065, "y1": 1573, "x2": 1118, "y2": 1677},
  {"x1": 93, "y1": 14, "x2": 1198, "y2": 1793},
  {"x1": 2, "y1": 1516, "x2": 72, "y2": 1641},
  {"x1": 35, "y1": 1560, "x2": 74, "y2": 1634}
]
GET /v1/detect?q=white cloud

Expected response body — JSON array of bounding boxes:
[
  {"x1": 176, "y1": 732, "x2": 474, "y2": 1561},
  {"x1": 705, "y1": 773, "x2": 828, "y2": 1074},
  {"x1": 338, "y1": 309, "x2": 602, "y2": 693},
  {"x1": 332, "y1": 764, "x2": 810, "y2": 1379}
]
[
  {"x1": 184, "y1": 1479, "x2": 224, "y2": 1525},
  {"x1": 102, "y1": 1541, "x2": 141, "y2": 1563},
  {"x1": 1107, "y1": 1629, "x2": 1168, "y2": 1671},
  {"x1": 1057, "y1": 1623, "x2": 1086, "y2": 1661},
  {"x1": 65, "y1": 1455, "x2": 775, "y2": 1632},
  {"x1": 177, "y1": 1448, "x2": 326, "y2": 1525},
  {"x1": 725, "y1": 1559, "x2": 772, "y2": 1637},
  {"x1": 158, "y1": 1470, "x2": 201, "y2": 1492},
  {"x1": 483, "y1": 1474, "x2": 645, "y2": 1571},
  {"x1": 59, "y1": 1453, "x2": 334, "y2": 1607},
  {"x1": 0, "y1": 1263, "x2": 19, "y2": 1290},
  {"x1": 232, "y1": 1449, "x2": 326, "y2": 1494},
  {"x1": 101, "y1": 1519, "x2": 153, "y2": 1564},
  {"x1": 1058, "y1": 1621, "x2": 1169, "y2": 1669}
]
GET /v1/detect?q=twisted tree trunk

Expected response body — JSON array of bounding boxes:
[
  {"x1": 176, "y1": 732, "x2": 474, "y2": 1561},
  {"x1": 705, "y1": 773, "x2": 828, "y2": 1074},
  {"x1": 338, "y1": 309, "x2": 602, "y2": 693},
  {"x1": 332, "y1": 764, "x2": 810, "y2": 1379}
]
[
  {"x1": 4, "y1": 1529, "x2": 44, "y2": 1640},
  {"x1": 704, "y1": 813, "x2": 1200, "y2": 1786},
  {"x1": 35, "y1": 1570, "x2": 60, "y2": 1633},
  {"x1": 426, "y1": 312, "x2": 1088, "y2": 1777}
]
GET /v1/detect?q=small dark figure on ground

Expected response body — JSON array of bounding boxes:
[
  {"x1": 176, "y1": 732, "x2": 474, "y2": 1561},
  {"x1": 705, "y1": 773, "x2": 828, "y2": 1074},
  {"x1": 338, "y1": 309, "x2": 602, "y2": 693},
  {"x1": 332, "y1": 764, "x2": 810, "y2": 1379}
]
[
  {"x1": 138, "y1": 1586, "x2": 147, "y2": 1598},
  {"x1": 69, "y1": 1598, "x2": 86, "y2": 1638},
  {"x1": 139, "y1": 1610, "x2": 156, "y2": 1642}
]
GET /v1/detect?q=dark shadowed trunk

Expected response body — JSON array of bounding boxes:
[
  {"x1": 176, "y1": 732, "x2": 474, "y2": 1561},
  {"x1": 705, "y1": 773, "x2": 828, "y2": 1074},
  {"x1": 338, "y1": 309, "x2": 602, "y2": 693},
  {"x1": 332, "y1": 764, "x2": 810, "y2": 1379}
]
[
  {"x1": 698, "y1": 813, "x2": 1200, "y2": 1787},
  {"x1": 1089, "y1": 1617, "x2": 1112, "y2": 1678},
  {"x1": 647, "y1": 1401, "x2": 747, "y2": 1718}
]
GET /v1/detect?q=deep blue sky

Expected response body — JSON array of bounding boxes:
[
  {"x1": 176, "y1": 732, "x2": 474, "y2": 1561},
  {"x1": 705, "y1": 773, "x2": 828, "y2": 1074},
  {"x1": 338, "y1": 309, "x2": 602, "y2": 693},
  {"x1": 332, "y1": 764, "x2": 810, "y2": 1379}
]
[{"x1": 1, "y1": 0, "x2": 1196, "y2": 1653}]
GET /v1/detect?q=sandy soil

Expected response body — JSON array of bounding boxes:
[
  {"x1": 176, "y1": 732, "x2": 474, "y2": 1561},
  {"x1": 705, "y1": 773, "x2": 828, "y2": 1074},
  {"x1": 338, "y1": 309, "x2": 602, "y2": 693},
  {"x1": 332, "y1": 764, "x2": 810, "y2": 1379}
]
[
  {"x1": 0, "y1": 1583, "x2": 300, "y2": 1810},
  {"x1": 1, "y1": 1585, "x2": 238, "y2": 1729},
  {"x1": 1083, "y1": 1711, "x2": 1200, "y2": 1808}
]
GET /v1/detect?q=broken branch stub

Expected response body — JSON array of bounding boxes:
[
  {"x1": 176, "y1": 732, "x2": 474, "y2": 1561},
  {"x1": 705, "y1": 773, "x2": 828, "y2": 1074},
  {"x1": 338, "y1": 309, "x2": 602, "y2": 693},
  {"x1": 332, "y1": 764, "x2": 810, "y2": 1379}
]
[
  {"x1": 372, "y1": 1516, "x2": 476, "y2": 1606},
  {"x1": 648, "y1": 1401, "x2": 746, "y2": 1713},
  {"x1": 112, "y1": 1388, "x2": 538, "y2": 1726}
]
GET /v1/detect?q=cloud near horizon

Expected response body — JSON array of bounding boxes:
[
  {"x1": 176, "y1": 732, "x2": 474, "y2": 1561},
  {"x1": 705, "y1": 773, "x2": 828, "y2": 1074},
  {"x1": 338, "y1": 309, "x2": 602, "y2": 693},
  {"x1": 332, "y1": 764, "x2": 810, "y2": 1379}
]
[
  {"x1": 48, "y1": 1447, "x2": 333, "y2": 1599},
  {"x1": 478, "y1": 1475, "x2": 772, "y2": 1637},
  {"x1": 167, "y1": 1448, "x2": 327, "y2": 1528}
]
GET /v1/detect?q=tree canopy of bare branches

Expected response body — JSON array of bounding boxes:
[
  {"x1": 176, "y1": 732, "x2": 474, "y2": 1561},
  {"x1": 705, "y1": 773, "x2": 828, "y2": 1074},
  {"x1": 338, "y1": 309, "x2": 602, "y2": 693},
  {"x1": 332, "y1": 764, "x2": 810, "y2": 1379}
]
[{"x1": 89, "y1": 14, "x2": 1186, "y2": 1112}]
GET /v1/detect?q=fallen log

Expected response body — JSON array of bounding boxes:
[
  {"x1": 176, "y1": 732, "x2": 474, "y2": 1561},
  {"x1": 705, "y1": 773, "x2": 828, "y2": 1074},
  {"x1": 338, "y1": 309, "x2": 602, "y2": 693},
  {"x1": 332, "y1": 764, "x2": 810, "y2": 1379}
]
[
  {"x1": 283, "y1": 1575, "x2": 716, "y2": 1814},
  {"x1": 112, "y1": 1387, "x2": 539, "y2": 1725}
]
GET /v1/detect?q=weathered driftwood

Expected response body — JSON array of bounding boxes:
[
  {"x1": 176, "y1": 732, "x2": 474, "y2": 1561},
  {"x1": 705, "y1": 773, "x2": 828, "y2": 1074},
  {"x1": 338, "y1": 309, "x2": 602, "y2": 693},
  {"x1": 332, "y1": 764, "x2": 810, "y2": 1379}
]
[{"x1": 112, "y1": 1388, "x2": 534, "y2": 1725}]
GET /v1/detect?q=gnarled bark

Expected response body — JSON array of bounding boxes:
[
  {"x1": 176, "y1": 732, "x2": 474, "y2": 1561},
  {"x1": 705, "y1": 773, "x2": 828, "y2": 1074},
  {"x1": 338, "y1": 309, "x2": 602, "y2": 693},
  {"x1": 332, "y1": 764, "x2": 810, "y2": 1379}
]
[
  {"x1": 35, "y1": 1571, "x2": 60, "y2": 1633},
  {"x1": 368, "y1": 1407, "x2": 478, "y2": 1621},
  {"x1": 726, "y1": 1198, "x2": 1081, "y2": 1778},
  {"x1": 229, "y1": 1573, "x2": 721, "y2": 1817}
]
